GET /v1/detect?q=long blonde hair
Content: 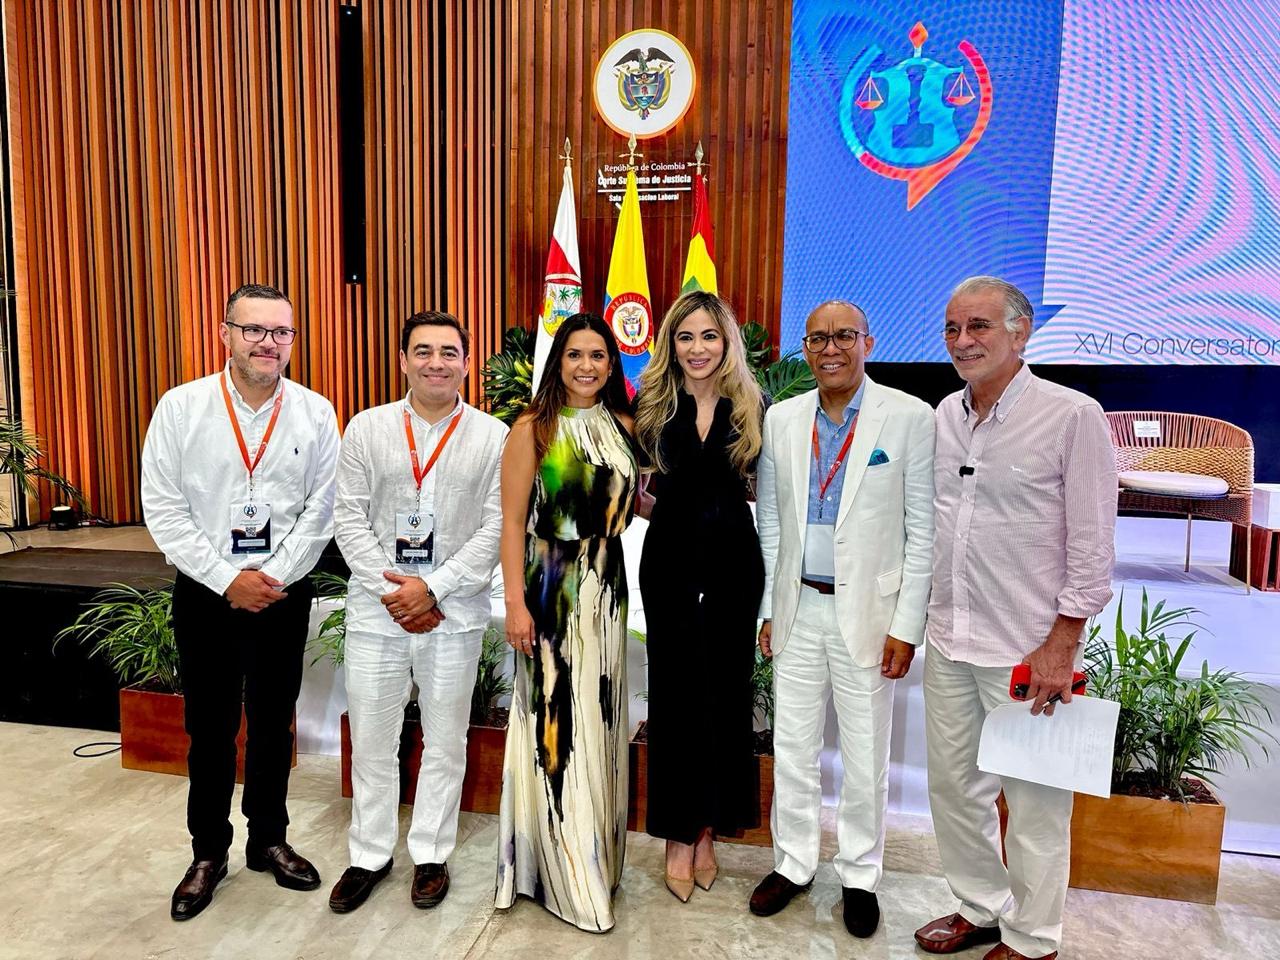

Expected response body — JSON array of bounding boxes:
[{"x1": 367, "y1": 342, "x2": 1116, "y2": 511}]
[{"x1": 635, "y1": 291, "x2": 763, "y2": 476}]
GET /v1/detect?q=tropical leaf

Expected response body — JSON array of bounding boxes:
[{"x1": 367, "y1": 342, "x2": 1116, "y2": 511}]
[
  {"x1": 756, "y1": 354, "x2": 816, "y2": 402},
  {"x1": 1, "y1": 417, "x2": 88, "y2": 510},
  {"x1": 739, "y1": 322, "x2": 773, "y2": 374},
  {"x1": 54, "y1": 584, "x2": 180, "y2": 692}
]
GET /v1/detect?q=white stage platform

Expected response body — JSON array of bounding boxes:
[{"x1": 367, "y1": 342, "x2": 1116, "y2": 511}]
[{"x1": 294, "y1": 514, "x2": 1279, "y2": 855}]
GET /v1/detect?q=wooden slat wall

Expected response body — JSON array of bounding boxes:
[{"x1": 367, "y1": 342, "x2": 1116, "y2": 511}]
[
  {"x1": 4, "y1": 0, "x2": 790, "y2": 524},
  {"x1": 504, "y1": 0, "x2": 792, "y2": 345},
  {"x1": 4, "y1": 0, "x2": 510, "y2": 522}
]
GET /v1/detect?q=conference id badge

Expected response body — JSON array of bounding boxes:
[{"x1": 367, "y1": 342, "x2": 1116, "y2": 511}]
[
  {"x1": 395, "y1": 511, "x2": 434, "y2": 565},
  {"x1": 230, "y1": 501, "x2": 272, "y2": 554}
]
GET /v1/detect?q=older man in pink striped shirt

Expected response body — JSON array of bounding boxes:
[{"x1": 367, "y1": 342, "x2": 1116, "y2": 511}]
[{"x1": 914, "y1": 277, "x2": 1117, "y2": 960}]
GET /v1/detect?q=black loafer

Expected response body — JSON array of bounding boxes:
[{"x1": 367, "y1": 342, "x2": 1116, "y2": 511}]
[
  {"x1": 328, "y1": 859, "x2": 393, "y2": 913},
  {"x1": 246, "y1": 841, "x2": 321, "y2": 891},
  {"x1": 748, "y1": 871, "x2": 812, "y2": 917},
  {"x1": 411, "y1": 862, "x2": 450, "y2": 908},
  {"x1": 170, "y1": 855, "x2": 229, "y2": 921},
  {"x1": 842, "y1": 887, "x2": 880, "y2": 938}
]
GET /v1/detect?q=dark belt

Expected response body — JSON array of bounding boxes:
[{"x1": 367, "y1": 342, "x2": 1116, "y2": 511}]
[{"x1": 800, "y1": 577, "x2": 835, "y2": 595}]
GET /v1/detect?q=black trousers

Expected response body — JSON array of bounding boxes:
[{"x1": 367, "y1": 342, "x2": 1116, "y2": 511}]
[{"x1": 172, "y1": 571, "x2": 314, "y2": 861}]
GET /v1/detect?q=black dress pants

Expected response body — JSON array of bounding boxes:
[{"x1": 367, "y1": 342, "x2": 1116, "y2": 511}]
[{"x1": 172, "y1": 571, "x2": 314, "y2": 861}]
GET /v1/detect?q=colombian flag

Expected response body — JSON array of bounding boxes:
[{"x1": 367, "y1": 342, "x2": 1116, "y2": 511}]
[
  {"x1": 603, "y1": 168, "x2": 652, "y2": 390},
  {"x1": 681, "y1": 173, "x2": 717, "y2": 294}
]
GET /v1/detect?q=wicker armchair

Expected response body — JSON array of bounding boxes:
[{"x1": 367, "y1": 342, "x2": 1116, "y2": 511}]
[{"x1": 1106, "y1": 412, "x2": 1253, "y2": 590}]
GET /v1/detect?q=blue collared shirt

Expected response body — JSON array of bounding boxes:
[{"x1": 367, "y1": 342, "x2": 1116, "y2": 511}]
[{"x1": 807, "y1": 379, "x2": 865, "y2": 525}]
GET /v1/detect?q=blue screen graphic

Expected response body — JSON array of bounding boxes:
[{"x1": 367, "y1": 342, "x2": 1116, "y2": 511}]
[{"x1": 781, "y1": 0, "x2": 1280, "y2": 364}]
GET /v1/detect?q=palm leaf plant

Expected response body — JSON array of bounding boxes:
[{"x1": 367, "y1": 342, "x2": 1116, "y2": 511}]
[
  {"x1": 756, "y1": 354, "x2": 817, "y2": 402},
  {"x1": 482, "y1": 327, "x2": 534, "y2": 424},
  {"x1": 308, "y1": 570, "x2": 349, "y2": 667},
  {"x1": 471, "y1": 626, "x2": 514, "y2": 724},
  {"x1": 54, "y1": 584, "x2": 180, "y2": 693},
  {"x1": 1084, "y1": 588, "x2": 1275, "y2": 801},
  {"x1": 1, "y1": 417, "x2": 87, "y2": 512}
]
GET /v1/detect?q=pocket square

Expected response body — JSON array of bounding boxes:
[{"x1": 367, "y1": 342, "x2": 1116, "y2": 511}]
[{"x1": 868, "y1": 448, "x2": 890, "y2": 466}]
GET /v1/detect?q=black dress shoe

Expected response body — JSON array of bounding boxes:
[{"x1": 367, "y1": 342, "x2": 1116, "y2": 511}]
[
  {"x1": 328, "y1": 859, "x2": 393, "y2": 913},
  {"x1": 170, "y1": 855, "x2": 229, "y2": 921},
  {"x1": 842, "y1": 887, "x2": 880, "y2": 938},
  {"x1": 748, "y1": 871, "x2": 812, "y2": 917},
  {"x1": 246, "y1": 841, "x2": 321, "y2": 891},
  {"x1": 411, "y1": 862, "x2": 450, "y2": 908}
]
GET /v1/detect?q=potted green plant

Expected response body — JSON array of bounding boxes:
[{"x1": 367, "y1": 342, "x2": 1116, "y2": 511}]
[
  {"x1": 1064, "y1": 589, "x2": 1275, "y2": 903},
  {"x1": 481, "y1": 327, "x2": 535, "y2": 424},
  {"x1": 55, "y1": 583, "x2": 291, "y2": 779},
  {"x1": 1, "y1": 417, "x2": 87, "y2": 533}
]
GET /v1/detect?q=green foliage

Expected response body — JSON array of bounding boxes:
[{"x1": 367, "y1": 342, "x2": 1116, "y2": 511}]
[
  {"x1": 472, "y1": 626, "x2": 515, "y2": 722},
  {"x1": 308, "y1": 571, "x2": 350, "y2": 667},
  {"x1": 1084, "y1": 588, "x2": 1276, "y2": 800},
  {"x1": 55, "y1": 584, "x2": 180, "y2": 693},
  {"x1": 739, "y1": 322, "x2": 773, "y2": 372},
  {"x1": 756, "y1": 353, "x2": 817, "y2": 402},
  {"x1": 1, "y1": 417, "x2": 88, "y2": 511},
  {"x1": 482, "y1": 327, "x2": 535, "y2": 424},
  {"x1": 752, "y1": 646, "x2": 774, "y2": 731}
]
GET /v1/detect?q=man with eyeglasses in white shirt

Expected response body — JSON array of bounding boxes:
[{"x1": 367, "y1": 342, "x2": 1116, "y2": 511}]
[
  {"x1": 142, "y1": 283, "x2": 341, "y2": 920},
  {"x1": 328, "y1": 311, "x2": 507, "y2": 914},
  {"x1": 750, "y1": 300, "x2": 935, "y2": 939}
]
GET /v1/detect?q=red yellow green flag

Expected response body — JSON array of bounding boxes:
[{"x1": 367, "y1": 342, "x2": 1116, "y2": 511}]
[{"x1": 680, "y1": 173, "x2": 717, "y2": 294}]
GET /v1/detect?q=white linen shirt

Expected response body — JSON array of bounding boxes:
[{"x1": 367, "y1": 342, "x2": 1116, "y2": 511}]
[
  {"x1": 334, "y1": 395, "x2": 507, "y2": 637},
  {"x1": 140, "y1": 364, "x2": 341, "y2": 596},
  {"x1": 928, "y1": 363, "x2": 1118, "y2": 666}
]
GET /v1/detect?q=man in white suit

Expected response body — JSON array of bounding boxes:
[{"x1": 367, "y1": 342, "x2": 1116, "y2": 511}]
[
  {"x1": 748, "y1": 300, "x2": 935, "y2": 938},
  {"x1": 330, "y1": 311, "x2": 507, "y2": 913}
]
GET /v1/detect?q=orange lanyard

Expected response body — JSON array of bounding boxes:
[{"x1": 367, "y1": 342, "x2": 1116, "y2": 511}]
[
  {"x1": 812, "y1": 412, "x2": 859, "y2": 505},
  {"x1": 220, "y1": 372, "x2": 283, "y2": 496},
  {"x1": 404, "y1": 405, "x2": 463, "y2": 497}
]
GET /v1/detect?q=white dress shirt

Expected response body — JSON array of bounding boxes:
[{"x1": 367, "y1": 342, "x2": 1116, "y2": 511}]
[
  {"x1": 928, "y1": 363, "x2": 1118, "y2": 666},
  {"x1": 334, "y1": 394, "x2": 507, "y2": 637},
  {"x1": 141, "y1": 364, "x2": 341, "y2": 596}
]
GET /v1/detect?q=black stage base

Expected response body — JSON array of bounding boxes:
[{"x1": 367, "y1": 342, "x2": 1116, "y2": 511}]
[{"x1": 0, "y1": 547, "x2": 174, "y2": 732}]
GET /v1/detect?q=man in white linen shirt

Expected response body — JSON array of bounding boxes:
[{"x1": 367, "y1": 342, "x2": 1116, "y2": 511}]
[
  {"x1": 329, "y1": 311, "x2": 507, "y2": 914},
  {"x1": 914, "y1": 277, "x2": 1117, "y2": 960},
  {"x1": 141, "y1": 283, "x2": 341, "y2": 921}
]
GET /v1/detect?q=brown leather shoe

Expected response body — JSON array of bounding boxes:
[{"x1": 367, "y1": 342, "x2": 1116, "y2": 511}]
[
  {"x1": 246, "y1": 841, "x2": 321, "y2": 891},
  {"x1": 914, "y1": 913, "x2": 1002, "y2": 954},
  {"x1": 328, "y1": 859, "x2": 394, "y2": 913},
  {"x1": 411, "y1": 862, "x2": 449, "y2": 908},
  {"x1": 170, "y1": 855, "x2": 229, "y2": 921},
  {"x1": 983, "y1": 945, "x2": 1056, "y2": 960},
  {"x1": 748, "y1": 871, "x2": 812, "y2": 917}
]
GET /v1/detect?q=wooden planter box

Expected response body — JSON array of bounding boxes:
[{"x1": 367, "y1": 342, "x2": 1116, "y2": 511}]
[
  {"x1": 628, "y1": 736, "x2": 775, "y2": 846},
  {"x1": 1068, "y1": 791, "x2": 1226, "y2": 904},
  {"x1": 998, "y1": 788, "x2": 1226, "y2": 904},
  {"x1": 339, "y1": 711, "x2": 507, "y2": 814},
  {"x1": 119, "y1": 687, "x2": 297, "y2": 782}
]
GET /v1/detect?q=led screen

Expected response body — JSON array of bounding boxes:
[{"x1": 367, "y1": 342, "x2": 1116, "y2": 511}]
[{"x1": 780, "y1": 0, "x2": 1280, "y2": 364}]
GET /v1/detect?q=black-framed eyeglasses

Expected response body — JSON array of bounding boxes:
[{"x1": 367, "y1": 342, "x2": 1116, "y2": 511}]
[
  {"x1": 801, "y1": 329, "x2": 866, "y2": 353},
  {"x1": 225, "y1": 320, "x2": 297, "y2": 345}
]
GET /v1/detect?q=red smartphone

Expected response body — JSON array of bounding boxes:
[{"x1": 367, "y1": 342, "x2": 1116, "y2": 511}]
[{"x1": 1010, "y1": 664, "x2": 1086, "y2": 703}]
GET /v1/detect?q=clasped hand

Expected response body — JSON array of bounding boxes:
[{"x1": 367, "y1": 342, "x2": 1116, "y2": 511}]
[
  {"x1": 225, "y1": 570, "x2": 286, "y2": 612},
  {"x1": 381, "y1": 571, "x2": 444, "y2": 633}
]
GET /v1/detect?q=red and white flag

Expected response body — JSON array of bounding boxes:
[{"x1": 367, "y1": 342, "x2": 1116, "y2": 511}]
[{"x1": 531, "y1": 163, "x2": 583, "y2": 390}]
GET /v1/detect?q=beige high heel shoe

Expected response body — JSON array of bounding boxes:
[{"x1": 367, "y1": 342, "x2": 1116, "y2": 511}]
[
  {"x1": 694, "y1": 862, "x2": 718, "y2": 891},
  {"x1": 665, "y1": 871, "x2": 695, "y2": 902}
]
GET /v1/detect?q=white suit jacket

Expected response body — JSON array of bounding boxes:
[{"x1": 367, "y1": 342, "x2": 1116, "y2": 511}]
[{"x1": 757, "y1": 377, "x2": 936, "y2": 667}]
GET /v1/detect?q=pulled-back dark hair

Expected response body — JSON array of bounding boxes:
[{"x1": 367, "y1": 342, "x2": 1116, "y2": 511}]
[{"x1": 524, "y1": 313, "x2": 630, "y2": 462}]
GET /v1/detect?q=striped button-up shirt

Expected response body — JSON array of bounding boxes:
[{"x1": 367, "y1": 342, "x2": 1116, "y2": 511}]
[
  {"x1": 802, "y1": 380, "x2": 865, "y2": 584},
  {"x1": 927, "y1": 363, "x2": 1118, "y2": 666}
]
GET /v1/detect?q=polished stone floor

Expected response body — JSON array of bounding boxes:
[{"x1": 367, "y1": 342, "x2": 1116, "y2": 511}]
[{"x1": 1, "y1": 724, "x2": 1277, "y2": 959}]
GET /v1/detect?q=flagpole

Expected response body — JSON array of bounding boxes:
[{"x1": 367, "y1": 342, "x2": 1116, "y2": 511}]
[{"x1": 559, "y1": 137, "x2": 572, "y2": 169}]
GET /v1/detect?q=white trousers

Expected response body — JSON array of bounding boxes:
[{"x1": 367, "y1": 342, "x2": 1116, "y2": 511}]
[
  {"x1": 924, "y1": 644, "x2": 1073, "y2": 959},
  {"x1": 771, "y1": 588, "x2": 895, "y2": 891},
  {"x1": 344, "y1": 627, "x2": 484, "y2": 870}
]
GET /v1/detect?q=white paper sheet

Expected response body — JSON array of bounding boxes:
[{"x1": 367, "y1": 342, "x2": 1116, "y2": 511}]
[{"x1": 977, "y1": 696, "x2": 1121, "y2": 798}]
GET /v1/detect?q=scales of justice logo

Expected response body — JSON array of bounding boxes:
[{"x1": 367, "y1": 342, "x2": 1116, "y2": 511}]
[{"x1": 839, "y1": 21, "x2": 993, "y2": 209}]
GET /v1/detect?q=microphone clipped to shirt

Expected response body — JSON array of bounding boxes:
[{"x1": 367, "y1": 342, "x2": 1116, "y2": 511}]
[{"x1": 958, "y1": 465, "x2": 976, "y2": 477}]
